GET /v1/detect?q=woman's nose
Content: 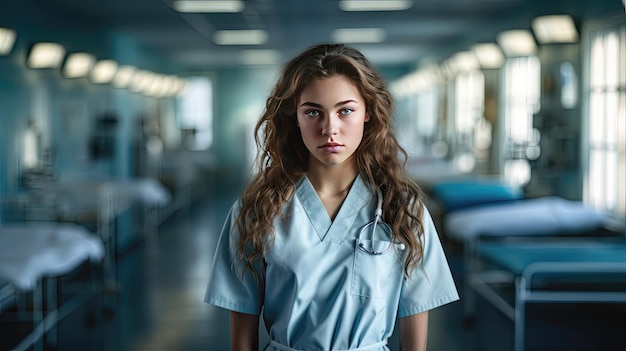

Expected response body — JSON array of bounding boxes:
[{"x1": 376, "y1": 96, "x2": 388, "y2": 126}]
[{"x1": 322, "y1": 115, "x2": 339, "y2": 136}]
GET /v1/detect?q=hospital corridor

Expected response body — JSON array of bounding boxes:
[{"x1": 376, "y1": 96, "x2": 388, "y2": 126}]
[
  {"x1": 1, "y1": 0, "x2": 626, "y2": 350},
  {"x1": 1, "y1": 180, "x2": 624, "y2": 351},
  {"x1": 3, "y1": 180, "x2": 469, "y2": 351}
]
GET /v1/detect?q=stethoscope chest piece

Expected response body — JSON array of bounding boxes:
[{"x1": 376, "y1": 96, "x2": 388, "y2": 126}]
[
  {"x1": 358, "y1": 220, "x2": 393, "y2": 255},
  {"x1": 357, "y1": 187, "x2": 405, "y2": 255}
]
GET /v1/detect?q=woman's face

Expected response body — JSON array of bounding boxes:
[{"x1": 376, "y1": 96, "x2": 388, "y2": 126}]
[{"x1": 296, "y1": 75, "x2": 369, "y2": 171}]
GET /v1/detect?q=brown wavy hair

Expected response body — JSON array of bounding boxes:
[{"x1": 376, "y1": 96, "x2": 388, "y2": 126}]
[{"x1": 235, "y1": 43, "x2": 425, "y2": 280}]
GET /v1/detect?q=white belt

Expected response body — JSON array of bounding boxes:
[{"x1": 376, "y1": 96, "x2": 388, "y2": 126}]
[{"x1": 269, "y1": 339, "x2": 388, "y2": 351}]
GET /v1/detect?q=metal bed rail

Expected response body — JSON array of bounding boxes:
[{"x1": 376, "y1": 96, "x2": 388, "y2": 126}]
[
  {"x1": 468, "y1": 244, "x2": 626, "y2": 351},
  {"x1": 0, "y1": 221, "x2": 106, "y2": 351}
]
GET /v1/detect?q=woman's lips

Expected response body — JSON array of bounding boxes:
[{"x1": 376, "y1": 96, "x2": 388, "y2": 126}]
[{"x1": 319, "y1": 143, "x2": 344, "y2": 153}]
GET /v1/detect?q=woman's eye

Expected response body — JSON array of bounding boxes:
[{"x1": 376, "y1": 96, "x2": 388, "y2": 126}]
[
  {"x1": 305, "y1": 110, "x2": 320, "y2": 117},
  {"x1": 339, "y1": 108, "x2": 353, "y2": 116}
]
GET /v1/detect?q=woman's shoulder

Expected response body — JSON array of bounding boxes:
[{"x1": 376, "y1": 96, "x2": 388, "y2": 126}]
[{"x1": 223, "y1": 197, "x2": 243, "y2": 220}]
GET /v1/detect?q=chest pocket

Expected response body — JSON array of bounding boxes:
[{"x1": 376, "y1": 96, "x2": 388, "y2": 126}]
[{"x1": 350, "y1": 238, "x2": 402, "y2": 299}]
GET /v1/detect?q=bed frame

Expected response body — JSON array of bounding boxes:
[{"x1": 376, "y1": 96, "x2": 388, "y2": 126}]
[{"x1": 467, "y1": 236, "x2": 626, "y2": 351}]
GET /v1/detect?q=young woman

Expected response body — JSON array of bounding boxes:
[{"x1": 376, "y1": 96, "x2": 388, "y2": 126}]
[{"x1": 205, "y1": 43, "x2": 458, "y2": 351}]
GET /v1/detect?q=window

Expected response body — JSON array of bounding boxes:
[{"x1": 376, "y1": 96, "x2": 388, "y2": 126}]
[
  {"x1": 453, "y1": 71, "x2": 485, "y2": 172},
  {"x1": 416, "y1": 87, "x2": 438, "y2": 140},
  {"x1": 410, "y1": 86, "x2": 440, "y2": 157},
  {"x1": 390, "y1": 69, "x2": 441, "y2": 159},
  {"x1": 502, "y1": 56, "x2": 541, "y2": 186},
  {"x1": 176, "y1": 76, "x2": 213, "y2": 150},
  {"x1": 584, "y1": 19, "x2": 626, "y2": 226}
]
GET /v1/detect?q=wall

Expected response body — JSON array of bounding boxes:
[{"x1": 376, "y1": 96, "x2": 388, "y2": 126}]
[
  {"x1": 209, "y1": 67, "x2": 278, "y2": 189},
  {"x1": 0, "y1": 26, "x2": 175, "y2": 250}
]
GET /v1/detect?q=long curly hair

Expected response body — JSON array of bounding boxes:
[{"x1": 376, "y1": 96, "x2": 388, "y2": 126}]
[{"x1": 235, "y1": 43, "x2": 425, "y2": 280}]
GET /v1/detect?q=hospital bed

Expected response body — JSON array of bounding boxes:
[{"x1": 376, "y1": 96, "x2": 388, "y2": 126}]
[
  {"x1": 4, "y1": 177, "x2": 171, "y2": 224},
  {"x1": 424, "y1": 179, "x2": 612, "y2": 329},
  {"x1": 417, "y1": 178, "x2": 523, "y2": 243},
  {"x1": 468, "y1": 236, "x2": 626, "y2": 351},
  {"x1": 442, "y1": 195, "x2": 609, "y2": 316},
  {"x1": 426, "y1": 179, "x2": 625, "y2": 350},
  {"x1": 44, "y1": 177, "x2": 172, "y2": 230},
  {"x1": 0, "y1": 222, "x2": 104, "y2": 351},
  {"x1": 0, "y1": 177, "x2": 171, "y2": 341},
  {"x1": 2, "y1": 177, "x2": 171, "y2": 281}
]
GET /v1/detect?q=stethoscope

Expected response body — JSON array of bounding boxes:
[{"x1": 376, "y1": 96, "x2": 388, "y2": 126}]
[{"x1": 357, "y1": 188, "x2": 406, "y2": 255}]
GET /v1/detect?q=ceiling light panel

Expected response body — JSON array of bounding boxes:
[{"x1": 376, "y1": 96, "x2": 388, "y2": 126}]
[
  {"x1": 145, "y1": 75, "x2": 165, "y2": 97},
  {"x1": 130, "y1": 70, "x2": 155, "y2": 93},
  {"x1": 332, "y1": 28, "x2": 386, "y2": 43},
  {"x1": 0, "y1": 27, "x2": 17, "y2": 55},
  {"x1": 532, "y1": 15, "x2": 578, "y2": 44},
  {"x1": 471, "y1": 43, "x2": 504, "y2": 69},
  {"x1": 173, "y1": 1, "x2": 244, "y2": 13},
  {"x1": 497, "y1": 29, "x2": 537, "y2": 56},
  {"x1": 112, "y1": 65, "x2": 137, "y2": 88},
  {"x1": 213, "y1": 30, "x2": 268, "y2": 45},
  {"x1": 339, "y1": 0, "x2": 413, "y2": 11},
  {"x1": 452, "y1": 51, "x2": 480, "y2": 71},
  {"x1": 240, "y1": 49, "x2": 281, "y2": 65},
  {"x1": 63, "y1": 53, "x2": 95, "y2": 78},
  {"x1": 160, "y1": 76, "x2": 180, "y2": 97},
  {"x1": 27, "y1": 42, "x2": 66, "y2": 69},
  {"x1": 90, "y1": 60, "x2": 118, "y2": 84}
]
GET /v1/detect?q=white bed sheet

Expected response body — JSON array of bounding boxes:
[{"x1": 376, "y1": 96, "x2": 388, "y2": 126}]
[
  {"x1": 51, "y1": 177, "x2": 171, "y2": 209},
  {"x1": 116, "y1": 178, "x2": 172, "y2": 207},
  {"x1": 0, "y1": 222, "x2": 104, "y2": 291},
  {"x1": 445, "y1": 196, "x2": 607, "y2": 241}
]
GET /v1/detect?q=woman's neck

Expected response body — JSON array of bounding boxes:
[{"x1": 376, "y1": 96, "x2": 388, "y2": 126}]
[
  {"x1": 306, "y1": 161, "x2": 358, "y2": 196},
  {"x1": 306, "y1": 160, "x2": 358, "y2": 220}
]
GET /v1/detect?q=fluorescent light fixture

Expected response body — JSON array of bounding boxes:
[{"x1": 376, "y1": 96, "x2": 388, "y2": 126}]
[
  {"x1": 145, "y1": 74, "x2": 164, "y2": 97},
  {"x1": 172, "y1": 78, "x2": 187, "y2": 96},
  {"x1": 471, "y1": 43, "x2": 504, "y2": 69},
  {"x1": 339, "y1": 0, "x2": 413, "y2": 11},
  {"x1": 173, "y1": 0, "x2": 244, "y2": 13},
  {"x1": 90, "y1": 60, "x2": 118, "y2": 84},
  {"x1": 496, "y1": 29, "x2": 537, "y2": 56},
  {"x1": 160, "y1": 76, "x2": 179, "y2": 97},
  {"x1": 147, "y1": 74, "x2": 185, "y2": 98},
  {"x1": 112, "y1": 65, "x2": 137, "y2": 88},
  {"x1": 390, "y1": 66, "x2": 440, "y2": 97},
  {"x1": 62, "y1": 53, "x2": 95, "y2": 78},
  {"x1": 332, "y1": 28, "x2": 386, "y2": 43},
  {"x1": 531, "y1": 15, "x2": 578, "y2": 44},
  {"x1": 27, "y1": 42, "x2": 66, "y2": 68},
  {"x1": 130, "y1": 70, "x2": 155, "y2": 93},
  {"x1": 213, "y1": 30, "x2": 268, "y2": 45},
  {"x1": 0, "y1": 27, "x2": 17, "y2": 55},
  {"x1": 452, "y1": 51, "x2": 480, "y2": 71},
  {"x1": 240, "y1": 49, "x2": 281, "y2": 65}
]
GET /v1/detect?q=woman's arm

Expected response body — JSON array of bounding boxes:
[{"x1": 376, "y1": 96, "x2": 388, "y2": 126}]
[
  {"x1": 399, "y1": 311, "x2": 429, "y2": 351},
  {"x1": 230, "y1": 311, "x2": 260, "y2": 351}
]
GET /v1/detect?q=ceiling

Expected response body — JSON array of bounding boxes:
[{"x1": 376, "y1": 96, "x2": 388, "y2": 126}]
[{"x1": 1, "y1": 0, "x2": 624, "y2": 73}]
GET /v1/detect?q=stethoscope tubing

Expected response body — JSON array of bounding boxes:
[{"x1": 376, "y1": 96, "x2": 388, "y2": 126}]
[{"x1": 358, "y1": 187, "x2": 404, "y2": 255}]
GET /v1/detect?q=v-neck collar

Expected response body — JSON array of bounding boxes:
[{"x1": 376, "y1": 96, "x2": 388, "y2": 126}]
[{"x1": 295, "y1": 174, "x2": 372, "y2": 244}]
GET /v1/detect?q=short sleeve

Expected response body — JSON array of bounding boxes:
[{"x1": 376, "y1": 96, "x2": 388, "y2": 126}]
[
  {"x1": 397, "y1": 206, "x2": 459, "y2": 317},
  {"x1": 204, "y1": 201, "x2": 265, "y2": 315}
]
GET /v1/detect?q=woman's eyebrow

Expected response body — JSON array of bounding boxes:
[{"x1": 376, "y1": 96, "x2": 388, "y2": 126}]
[
  {"x1": 299, "y1": 101, "x2": 322, "y2": 108},
  {"x1": 299, "y1": 100, "x2": 359, "y2": 108}
]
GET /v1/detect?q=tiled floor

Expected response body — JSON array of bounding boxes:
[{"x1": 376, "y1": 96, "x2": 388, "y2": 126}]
[{"x1": 1, "y1": 184, "x2": 624, "y2": 350}]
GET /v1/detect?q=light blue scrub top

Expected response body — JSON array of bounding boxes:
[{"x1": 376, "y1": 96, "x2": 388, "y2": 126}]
[{"x1": 205, "y1": 175, "x2": 459, "y2": 351}]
